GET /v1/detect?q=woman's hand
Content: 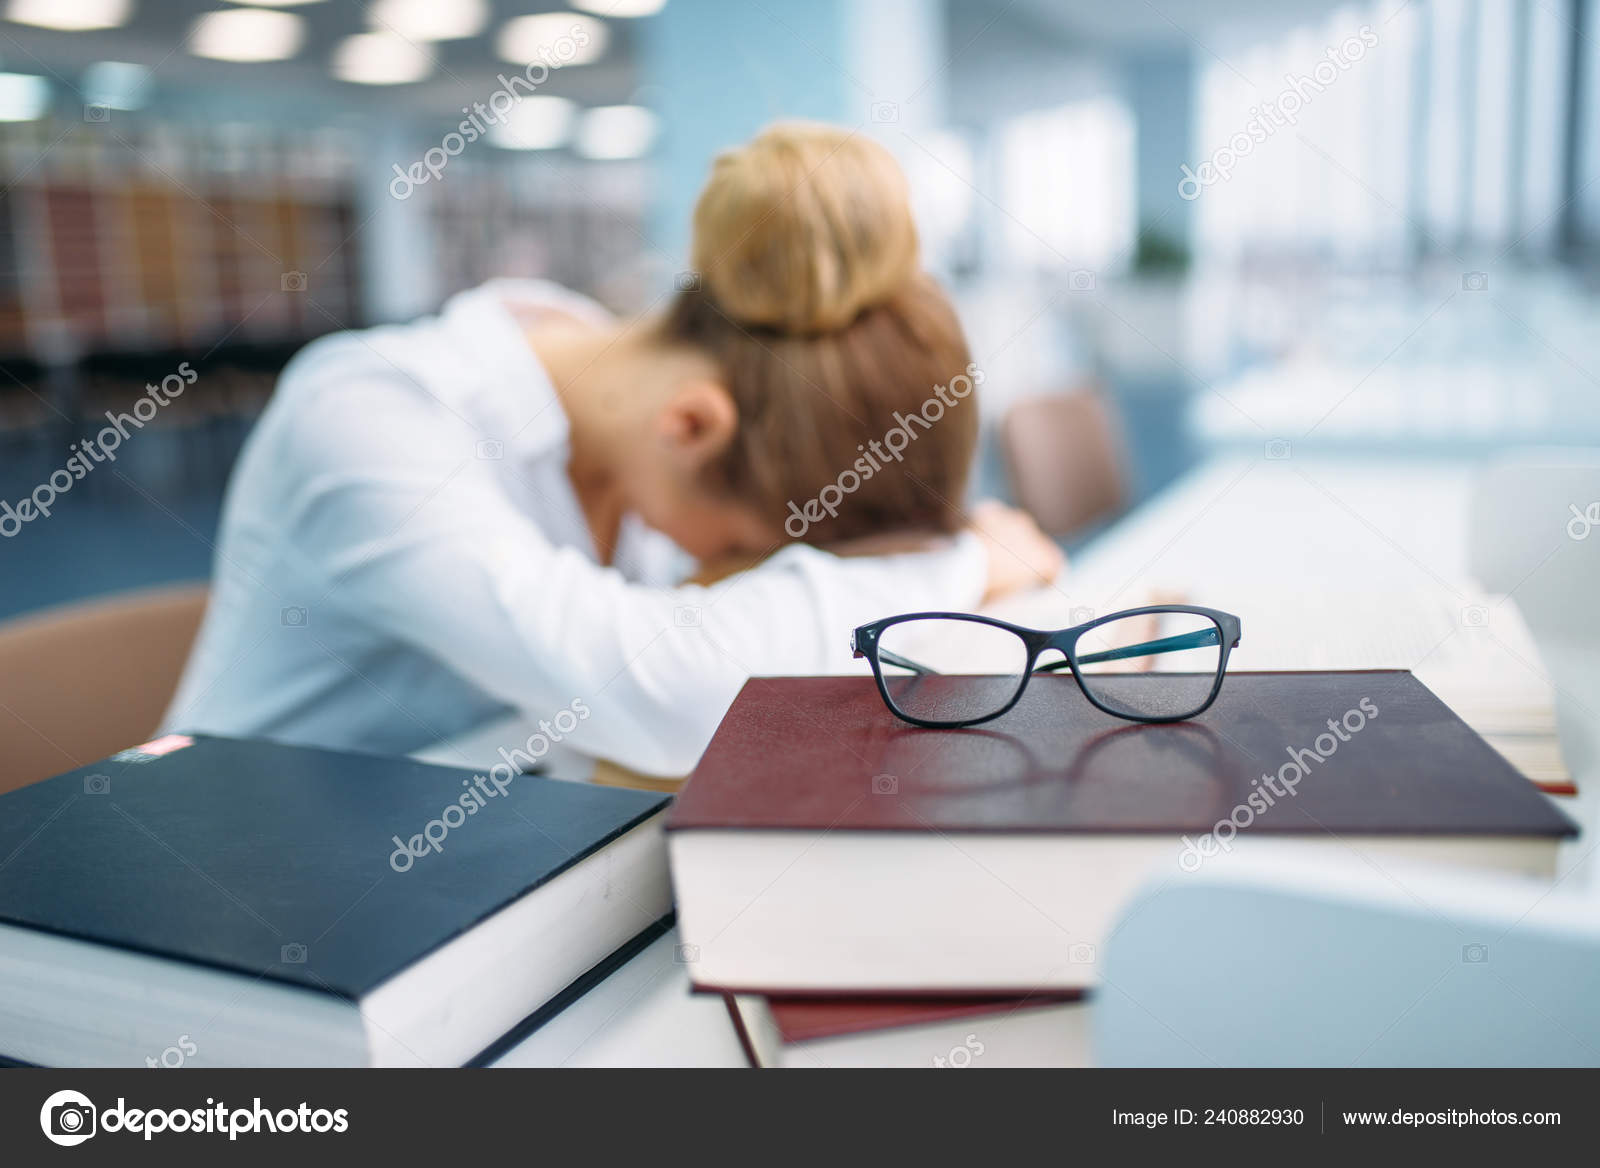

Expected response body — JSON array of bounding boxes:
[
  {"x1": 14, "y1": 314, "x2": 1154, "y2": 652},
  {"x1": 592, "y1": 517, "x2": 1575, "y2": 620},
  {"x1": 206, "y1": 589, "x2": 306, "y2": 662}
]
[{"x1": 969, "y1": 500, "x2": 1064, "y2": 602}]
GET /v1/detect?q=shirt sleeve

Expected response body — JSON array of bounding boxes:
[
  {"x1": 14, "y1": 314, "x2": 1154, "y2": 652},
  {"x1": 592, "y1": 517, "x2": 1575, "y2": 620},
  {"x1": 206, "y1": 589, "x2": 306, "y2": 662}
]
[{"x1": 279, "y1": 378, "x2": 988, "y2": 776}]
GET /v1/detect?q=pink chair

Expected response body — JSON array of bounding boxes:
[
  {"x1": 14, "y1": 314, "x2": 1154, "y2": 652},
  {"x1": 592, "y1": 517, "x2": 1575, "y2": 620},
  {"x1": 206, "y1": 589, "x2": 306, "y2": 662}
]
[{"x1": 1000, "y1": 390, "x2": 1129, "y2": 540}]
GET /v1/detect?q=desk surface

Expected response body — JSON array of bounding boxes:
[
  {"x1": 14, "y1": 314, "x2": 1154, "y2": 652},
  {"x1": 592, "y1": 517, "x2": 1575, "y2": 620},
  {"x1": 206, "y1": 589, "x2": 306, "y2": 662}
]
[
  {"x1": 424, "y1": 455, "x2": 1578, "y2": 1068},
  {"x1": 993, "y1": 456, "x2": 1569, "y2": 791}
]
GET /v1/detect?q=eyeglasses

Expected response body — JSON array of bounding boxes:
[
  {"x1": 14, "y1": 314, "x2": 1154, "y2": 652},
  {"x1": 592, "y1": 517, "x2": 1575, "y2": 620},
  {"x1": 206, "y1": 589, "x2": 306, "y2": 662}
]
[{"x1": 851, "y1": 605, "x2": 1242, "y2": 728}]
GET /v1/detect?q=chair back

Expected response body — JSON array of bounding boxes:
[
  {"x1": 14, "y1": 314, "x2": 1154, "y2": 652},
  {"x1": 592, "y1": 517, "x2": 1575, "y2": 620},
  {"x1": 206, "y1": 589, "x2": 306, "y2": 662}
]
[
  {"x1": 1000, "y1": 390, "x2": 1128, "y2": 539},
  {"x1": 0, "y1": 584, "x2": 208, "y2": 794}
]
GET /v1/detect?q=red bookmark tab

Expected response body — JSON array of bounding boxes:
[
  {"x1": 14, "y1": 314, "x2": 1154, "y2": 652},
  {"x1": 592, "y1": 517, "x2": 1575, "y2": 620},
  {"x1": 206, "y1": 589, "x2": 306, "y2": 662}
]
[{"x1": 111, "y1": 734, "x2": 194, "y2": 764}]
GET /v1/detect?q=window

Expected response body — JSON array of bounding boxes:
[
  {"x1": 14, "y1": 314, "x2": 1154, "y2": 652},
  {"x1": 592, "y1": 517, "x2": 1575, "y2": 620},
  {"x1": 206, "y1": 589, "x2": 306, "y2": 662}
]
[
  {"x1": 1193, "y1": 0, "x2": 1577, "y2": 260},
  {"x1": 997, "y1": 97, "x2": 1135, "y2": 271},
  {"x1": 1518, "y1": 0, "x2": 1572, "y2": 253}
]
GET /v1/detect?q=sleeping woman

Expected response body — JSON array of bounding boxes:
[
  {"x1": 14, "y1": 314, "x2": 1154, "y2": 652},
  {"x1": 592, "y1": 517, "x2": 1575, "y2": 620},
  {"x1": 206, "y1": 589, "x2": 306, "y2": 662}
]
[{"x1": 163, "y1": 121, "x2": 1061, "y2": 775}]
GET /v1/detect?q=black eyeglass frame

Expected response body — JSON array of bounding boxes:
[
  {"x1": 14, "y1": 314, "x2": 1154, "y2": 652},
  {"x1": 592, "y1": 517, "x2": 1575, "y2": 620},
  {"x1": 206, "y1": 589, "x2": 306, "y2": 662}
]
[{"x1": 851, "y1": 604, "x2": 1243, "y2": 728}]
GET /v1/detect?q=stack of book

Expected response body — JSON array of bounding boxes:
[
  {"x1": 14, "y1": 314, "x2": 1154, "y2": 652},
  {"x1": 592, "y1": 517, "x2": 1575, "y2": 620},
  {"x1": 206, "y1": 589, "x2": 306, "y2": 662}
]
[{"x1": 667, "y1": 671, "x2": 1576, "y2": 1067}]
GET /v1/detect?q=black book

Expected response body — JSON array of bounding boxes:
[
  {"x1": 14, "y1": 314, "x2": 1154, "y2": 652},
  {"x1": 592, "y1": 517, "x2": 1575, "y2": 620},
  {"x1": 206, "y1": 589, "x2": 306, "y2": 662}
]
[{"x1": 0, "y1": 735, "x2": 671, "y2": 1066}]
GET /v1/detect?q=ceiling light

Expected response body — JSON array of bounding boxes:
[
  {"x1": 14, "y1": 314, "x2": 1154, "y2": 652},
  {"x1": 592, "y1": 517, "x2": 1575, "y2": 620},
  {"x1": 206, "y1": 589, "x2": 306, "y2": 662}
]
[
  {"x1": 496, "y1": 13, "x2": 607, "y2": 67},
  {"x1": 368, "y1": 0, "x2": 486, "y2": 41},
  {"x1": 487, "y1": 95, "x2": 575, "y2": 150},
  {"x1": 6, "y1": 0, "x2": 131, "y2": 31},
  {"x1": 0, "y1": 72, "x2": 48, "y2": 121},
  {"x1": 82, "y1": 61, "x2": 151, "y2": 110},
  {"x1": 575, "y1": 105, "x2": 657, "y2": 160},
  {"x1": 572, "y1": 0, "x2": 667, "y2": 16},
  {"x1": 332, "y1": 32, "x2": 433, "y2": 84},
  {"x1": 189, "y1": 9, "x2": 305, "y2": 62}
]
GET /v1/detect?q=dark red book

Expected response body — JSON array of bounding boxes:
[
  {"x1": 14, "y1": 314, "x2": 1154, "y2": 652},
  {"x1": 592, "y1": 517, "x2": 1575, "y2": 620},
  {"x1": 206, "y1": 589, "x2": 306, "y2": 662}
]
[
  {"x1": 667, "y1": 671, "x2": 1576, "y2": 994},
  {"x1": 724, "y1": 993, "x2": 1086, "y2": 1068}
]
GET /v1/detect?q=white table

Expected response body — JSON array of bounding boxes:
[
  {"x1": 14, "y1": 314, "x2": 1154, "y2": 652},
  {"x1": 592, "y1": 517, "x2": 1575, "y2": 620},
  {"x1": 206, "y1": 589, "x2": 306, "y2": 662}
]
[
  {"x1": 420, "y1": 454, "x2": 1580, "y2": 1067},
  {"x1": 992, "y1": 453, "x2": 1587, "y2": 872}
]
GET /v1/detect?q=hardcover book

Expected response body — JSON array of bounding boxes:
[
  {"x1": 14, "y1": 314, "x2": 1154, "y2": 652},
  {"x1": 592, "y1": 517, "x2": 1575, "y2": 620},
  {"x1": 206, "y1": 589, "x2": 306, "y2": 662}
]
[
  {"x1": 668, "y1": 671, "x2": 1576, "y2": 993},
  {"x1": 0, "y1": 735, "x2": 672, "y2": 1066}
]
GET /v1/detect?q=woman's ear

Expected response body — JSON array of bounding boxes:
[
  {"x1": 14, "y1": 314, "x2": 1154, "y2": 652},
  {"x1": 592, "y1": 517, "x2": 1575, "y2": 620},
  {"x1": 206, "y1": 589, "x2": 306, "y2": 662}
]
[{"x1": 657, "y1": 378, "x2": 738, "y2": 462}]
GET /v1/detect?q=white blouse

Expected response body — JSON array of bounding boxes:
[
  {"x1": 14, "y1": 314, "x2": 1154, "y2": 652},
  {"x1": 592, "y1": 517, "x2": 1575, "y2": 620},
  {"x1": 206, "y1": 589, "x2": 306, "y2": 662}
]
[{"x1": 163, "y1": 280, "x2": 987, "y2": 776}]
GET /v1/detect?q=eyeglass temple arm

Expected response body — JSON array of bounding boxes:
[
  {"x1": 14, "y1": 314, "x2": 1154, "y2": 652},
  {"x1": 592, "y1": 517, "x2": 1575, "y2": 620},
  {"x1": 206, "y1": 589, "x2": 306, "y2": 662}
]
[
  {"x1": 1034, "y1": 626, "x2": 1222, "y2": 672},
  {"x1": 875, "y1": 647, "x2": 941, "y2": 675}
]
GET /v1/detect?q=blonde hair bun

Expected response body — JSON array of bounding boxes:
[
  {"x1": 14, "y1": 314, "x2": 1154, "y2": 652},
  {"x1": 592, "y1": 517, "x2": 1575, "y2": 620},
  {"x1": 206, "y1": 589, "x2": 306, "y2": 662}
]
[{"x1": 689, "y1": 122, "x2": 920, "y2": 335}]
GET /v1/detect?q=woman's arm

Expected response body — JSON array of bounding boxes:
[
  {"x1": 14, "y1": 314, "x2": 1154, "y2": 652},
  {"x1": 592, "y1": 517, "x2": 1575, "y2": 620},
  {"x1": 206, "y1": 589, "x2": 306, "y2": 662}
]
[{"x1": 282, "y1": 381, "x2": 993, "y2": 776}]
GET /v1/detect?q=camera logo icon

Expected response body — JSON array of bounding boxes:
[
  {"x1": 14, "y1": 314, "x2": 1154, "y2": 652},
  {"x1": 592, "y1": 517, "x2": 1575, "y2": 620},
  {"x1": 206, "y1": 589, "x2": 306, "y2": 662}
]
[
  {"x1": 281, "y1": 271, "x2": 308, "y2": 292},
  {"x1": 1068, "y1": 269, "x2": 1096, "y2": 291},
  {"x1": 475, "y1": 438, "x2": 504, "y2": 460},
  {"x1": 871, "y1": 773, "x2": 899, "y2": 795},
  {"x1": 40, "y1": 1089, "x2": 97, "y2": 1146},
  {"x1": 674, "y1": 270, "x2": 701, "y2": 292},
  {"x1": 673, "y1": 605, "x2": 701, "y2": 627},
  {"x1": 280, "y1": 942, "x2": 308, "y2": 964},
  {"x1": 1460, "y1": 605, "x2": 1489, "y2": 628},
  {"x1": 1461, "y1": 271, "x2": 1488, "y2": 292},
  {"x1": 1462, "y1": 943, "x2": 1489, "y2": 964},
  {"x1": 83, "y1": 773, "x2": 111, "y2": 795},
  {"x1": 1264, "y1": 438, "x2": 1292, "y2": 460},
  {"x1": 280, "y1": 606, "x2": 308, "y2": 627},
  {"x1": 1069, "y1": 606, "x2": 1096, "y2": 625},
  {"x1": 674, "y1": 943, "x2": 700, "y2": 963},
  {"x1": 84, "y1": 104, "x2": 110, "y2": 124},
  {"x1": 870, "y1": 100, "x2": 899, "y2": 124},
  {"x1": 1068, "y1": 941, "x2": 1097, "y2": 964}
]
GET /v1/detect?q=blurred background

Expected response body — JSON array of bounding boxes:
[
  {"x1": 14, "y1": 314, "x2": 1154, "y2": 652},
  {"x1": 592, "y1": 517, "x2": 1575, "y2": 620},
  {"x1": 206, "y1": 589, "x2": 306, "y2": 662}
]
[{"x1": 1, "y1": 0, "x2": 1598, "y2": 619}]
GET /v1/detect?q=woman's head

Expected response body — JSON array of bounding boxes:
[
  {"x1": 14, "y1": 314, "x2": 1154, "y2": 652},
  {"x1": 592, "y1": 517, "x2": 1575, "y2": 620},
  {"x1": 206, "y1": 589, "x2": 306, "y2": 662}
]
[{"x1": 613, "y1": 122, "x2": 979, "y2": 558}]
